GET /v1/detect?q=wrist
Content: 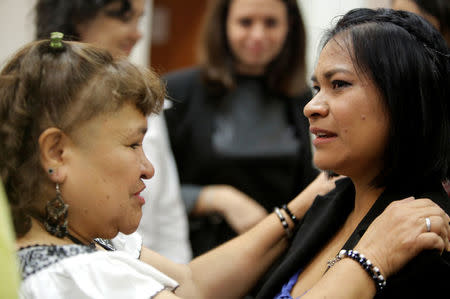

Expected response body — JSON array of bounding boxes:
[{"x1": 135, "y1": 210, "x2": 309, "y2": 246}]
[
  {"x1": 273, "y1": 205, "x2": 300, "y2": 239},
  {"x1": 328, "y1": 249, "x2": 386, "y2": 293},
  {"x1": 287, "y1": 198, "x2": 312, "y2": 222},
  {"x1": 281, "y1": 204, "x2": 299, "y2": 226},
  {"x1": 327, "y1": 257, "x2": 378, "y2": 298},
  {"x1": 353, "y1": 244, "x2": 389, "y2": 278}
]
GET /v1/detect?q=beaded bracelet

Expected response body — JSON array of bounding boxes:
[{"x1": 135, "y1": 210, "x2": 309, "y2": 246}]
[
  {"x1": 327, "y1": 249, "x2": 386, "y2": 292},
  {"x1": 281, "y1": 204, "x2": 299, "y2": 225},
  {"x1": 274, "y1": 207, "x2": 292, "y2": 239}
]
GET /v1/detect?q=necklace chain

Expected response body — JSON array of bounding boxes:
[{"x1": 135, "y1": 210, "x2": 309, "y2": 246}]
[
  {"x1": 326, "y1": 249, "x2": 347, "y2": 270},
  {"x1": 66, "y1": 233, "x2": 96, "y2": 250}
]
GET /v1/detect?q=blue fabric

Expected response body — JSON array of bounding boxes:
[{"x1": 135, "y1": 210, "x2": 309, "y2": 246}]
[{"x1": 273, "y1": 269, "x2": 308, "y2": 299}]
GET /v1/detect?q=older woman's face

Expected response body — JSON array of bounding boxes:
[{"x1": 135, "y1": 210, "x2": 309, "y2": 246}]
[
  {"x1": 226, "y1": 0, "x2": 288, "y2": 75},
  {"x1": 304, "y1": 38, "x2": 389, "y2": 182},
  {"x1": 62, "y1": 103, "x2": 154, "y2": 239},
  {"x1": 77, "y1": 0, "x2": 144, "y2": 57}
]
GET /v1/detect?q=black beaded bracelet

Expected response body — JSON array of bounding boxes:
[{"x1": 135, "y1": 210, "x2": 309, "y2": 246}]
[
  {"x1": 281, "y1": 204, "x2": 299, "y2": 225},
  {"x1": 327, "y1": 249, "x2": 386, "y2": 292},
  {"x1": 274, "y1": 207, "x2": 292, "y2": 239}
]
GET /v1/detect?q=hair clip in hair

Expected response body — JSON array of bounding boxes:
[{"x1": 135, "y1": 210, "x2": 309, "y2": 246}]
[{"x1": 49, "y1": 32, "x2": 64, "y2": 49}]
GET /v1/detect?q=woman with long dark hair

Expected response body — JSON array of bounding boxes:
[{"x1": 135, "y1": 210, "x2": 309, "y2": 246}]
[{"x1": 164, "y1": 0, "x2": 318, "y2": 256}]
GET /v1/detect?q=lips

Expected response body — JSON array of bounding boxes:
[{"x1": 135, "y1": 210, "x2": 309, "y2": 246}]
[
  {"x1": 310, "y1": 127, "x2": 337, "y2": 138},
  {"x1": 134, "y1": 192, "x2": 145, "y2": 205},
  {"x1": 133, "y1": 185, "x2": 146, "y2": 205},
  {"x1": 310, "y1": 127, "x2": 337, "y2": 146}
]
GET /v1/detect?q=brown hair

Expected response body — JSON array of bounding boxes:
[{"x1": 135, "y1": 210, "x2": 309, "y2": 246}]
[
  {"x1": 0, "y1": 39, "x2": 165, "y2": 237},
  {"x1": 198, "y1": 0, "x2": 307, "y2": 97}
]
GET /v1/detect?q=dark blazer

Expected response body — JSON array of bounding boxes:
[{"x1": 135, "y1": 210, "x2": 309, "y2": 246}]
[{"x1": 254, "y1": 178, "x2": 450, "y2": 298}]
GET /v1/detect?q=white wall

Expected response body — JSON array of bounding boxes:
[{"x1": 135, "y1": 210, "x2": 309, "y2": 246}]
[
  {"x1": 299, "y1": 0, "x2": 391, "y2": 78},
  {"x1": 0, "y1": 0, "x2": 36, "y2": 68},
  {"x1": 129, "y1": 0, "x2": 153, "y2": 66}
]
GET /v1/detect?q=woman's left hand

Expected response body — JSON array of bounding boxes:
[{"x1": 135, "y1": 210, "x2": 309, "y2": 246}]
[{"x1": 355, "y1": 196, "x2": 450, "y2": 278}]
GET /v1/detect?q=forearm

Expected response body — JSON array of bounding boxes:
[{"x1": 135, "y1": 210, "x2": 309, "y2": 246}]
[
  {"x1": 165, "y1": 172, "x2": 336, "y2": 298},
  {"x1": 184, "y1": 177, "x2": 330, "y2": 298},
  {"x1": 186, "y1": 212, "x2": 289, "y2": 298},
  {"x1": 140, "y1": 199, "x2": 294, "y2": 299},
  {"x1": 302, "y1": 258, "x2": 376, "y2": 299},
  {"x1": 304, "y1": 195, "x2": 450, "y2": 299},
  {"x1": 181, "y1": 184, "x2": 241, "y2": 216}
]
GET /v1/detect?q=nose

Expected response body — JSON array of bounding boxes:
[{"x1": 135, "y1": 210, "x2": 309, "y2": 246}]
[
  {"x1": 250, "y1": 23, "x2": 265, "y2": 40},
  {"x1": 303, "y1": 95, "x2": 329, "y2": 119},
  {"x1": 140, "y1": 153, "x2": 155, "y2": 180}
]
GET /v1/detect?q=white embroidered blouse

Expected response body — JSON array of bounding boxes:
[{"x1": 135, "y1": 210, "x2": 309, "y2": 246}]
[{"x1": 17, "y1": 232, "x2": 179, "y2": 299}]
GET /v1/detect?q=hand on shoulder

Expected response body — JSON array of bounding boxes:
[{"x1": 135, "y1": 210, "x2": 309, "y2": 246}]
[{"x1": 355, "y1": 196, "x2": 450, "y2": 278}]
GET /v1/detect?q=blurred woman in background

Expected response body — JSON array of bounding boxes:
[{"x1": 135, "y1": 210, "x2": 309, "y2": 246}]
[{"x1": 164, "y1": 0, "x2": 318, "y2": 256}]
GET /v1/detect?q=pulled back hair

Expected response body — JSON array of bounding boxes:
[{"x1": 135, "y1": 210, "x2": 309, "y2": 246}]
[
  {"x1": 0, "y1": 39, "x2": 165, "y2": 237},
  {"x1": 198, "y1": 0, "x2": 307, "y2": 97},
  {"x1": 323, "y1": 8, "x2": 450, "y2": 189},
  {"x1": 410, "y1": 0, "x2": 450, "y2": 45},
  {"x1": 35, "y1": 0, "x2": 132, "y2": 40}
]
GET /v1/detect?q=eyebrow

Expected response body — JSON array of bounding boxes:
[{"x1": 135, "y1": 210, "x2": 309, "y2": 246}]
[
  {"x1": 127, "y1": 126, "x2": 147, "y2": 137},
  {"x1": 311, "y1": 68, "x2": 353, "y2": 82}
]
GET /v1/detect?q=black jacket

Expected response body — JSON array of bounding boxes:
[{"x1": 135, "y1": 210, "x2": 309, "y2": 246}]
[{"x1": 253, "y1": 178, "x2": 450, "y2": 298}]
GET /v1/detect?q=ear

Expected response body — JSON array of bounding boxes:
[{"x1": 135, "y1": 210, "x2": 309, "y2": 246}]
[{"x1": 38, "y1": 127, "x2": 70, "y2": 183}]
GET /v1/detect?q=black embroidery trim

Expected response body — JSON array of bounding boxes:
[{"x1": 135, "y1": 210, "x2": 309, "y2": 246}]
[
  {"x1": 17, "y1": 244, "x2": 96, "y2": 280},
  {"x1": 94, "y1": 238, "x2": 116, "y2": 251}
]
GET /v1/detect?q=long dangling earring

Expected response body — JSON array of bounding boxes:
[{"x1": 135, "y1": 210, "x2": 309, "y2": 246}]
[{"x1": 44, "y1": 183, "x2": 69, "y2": 238}]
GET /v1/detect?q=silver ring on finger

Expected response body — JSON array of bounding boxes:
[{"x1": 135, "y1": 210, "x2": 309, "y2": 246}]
[{"x1": 425, "y1": 217, "x2": 431, "y2": 232}]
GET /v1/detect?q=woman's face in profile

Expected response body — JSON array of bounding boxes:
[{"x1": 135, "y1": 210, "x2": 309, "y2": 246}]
[
  {"x1": 76, "y1": 0, "x2": 145, "y2": 57},
  {"x1": 226, "y1": 0, "x2": 288, "y2": 75},
  {"x1": 61, "y1": 103, "x2": 153, "y2": 238},
  {"x1": 304, "y1": 37, "x2": 390, "y2": 180}
]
